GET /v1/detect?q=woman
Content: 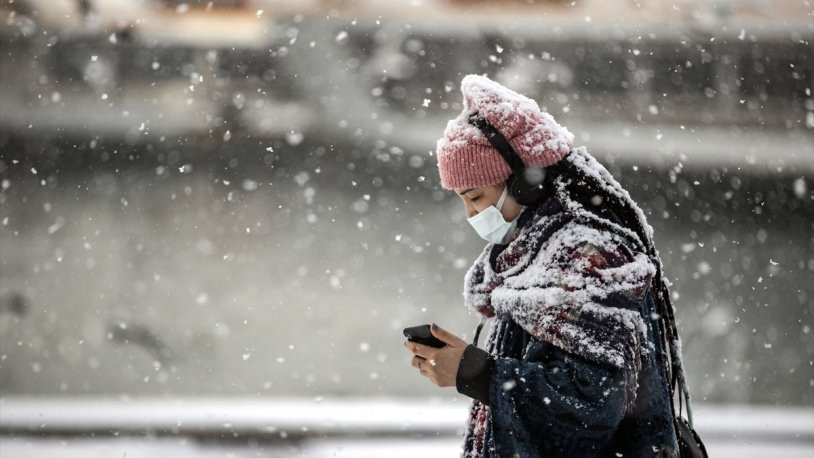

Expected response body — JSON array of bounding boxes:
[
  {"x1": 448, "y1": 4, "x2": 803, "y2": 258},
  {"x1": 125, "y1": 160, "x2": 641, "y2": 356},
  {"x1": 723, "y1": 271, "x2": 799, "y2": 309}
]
[{"x1": 404, "y1": 75, "x2": 693, "y2": 457}]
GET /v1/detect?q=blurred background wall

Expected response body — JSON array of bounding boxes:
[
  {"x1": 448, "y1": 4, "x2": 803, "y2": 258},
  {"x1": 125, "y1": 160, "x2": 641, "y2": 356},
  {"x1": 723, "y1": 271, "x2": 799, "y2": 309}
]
[{"x1": 0, "y1": 0, "x2": 812, "y2": 413}]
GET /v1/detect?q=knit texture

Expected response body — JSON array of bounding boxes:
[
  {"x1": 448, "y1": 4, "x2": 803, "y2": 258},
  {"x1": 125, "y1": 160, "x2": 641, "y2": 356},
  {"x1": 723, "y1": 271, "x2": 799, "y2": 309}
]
[{"x1": 436, "y1": 74, "x2": 575, "y2": 190}]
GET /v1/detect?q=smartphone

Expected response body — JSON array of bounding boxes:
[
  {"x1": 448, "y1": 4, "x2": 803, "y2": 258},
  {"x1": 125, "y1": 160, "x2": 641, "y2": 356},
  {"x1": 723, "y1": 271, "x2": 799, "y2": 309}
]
[{"x1": 403, "y1": 324, "x2": 446, "y2": 348}]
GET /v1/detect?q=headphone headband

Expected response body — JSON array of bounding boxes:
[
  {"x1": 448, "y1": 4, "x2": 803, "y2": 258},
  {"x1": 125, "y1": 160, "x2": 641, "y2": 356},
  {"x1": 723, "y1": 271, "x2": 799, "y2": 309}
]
[
  {"x1": 467, "y1": 111, "x2": 550, "y2": 206},
  {"x1": 467, "y1": 112, "x2": 526, "y2": 174}
]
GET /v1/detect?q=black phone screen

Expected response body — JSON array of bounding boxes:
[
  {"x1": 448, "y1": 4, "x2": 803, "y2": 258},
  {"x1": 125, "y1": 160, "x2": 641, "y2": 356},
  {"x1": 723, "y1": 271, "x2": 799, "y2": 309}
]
[{"x1": 403, "y1": 324, "x2": 446, "y2": 348}]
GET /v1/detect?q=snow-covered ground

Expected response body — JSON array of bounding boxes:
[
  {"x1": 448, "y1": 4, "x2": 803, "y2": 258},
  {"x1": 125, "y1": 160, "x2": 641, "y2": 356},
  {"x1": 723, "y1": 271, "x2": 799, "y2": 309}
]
[
  {"x1": 1, "y1": 397, "x2": 811, "y2": 457},
  {"x1": 2, "y1": 436, "x2": 814, "y2": 458}
]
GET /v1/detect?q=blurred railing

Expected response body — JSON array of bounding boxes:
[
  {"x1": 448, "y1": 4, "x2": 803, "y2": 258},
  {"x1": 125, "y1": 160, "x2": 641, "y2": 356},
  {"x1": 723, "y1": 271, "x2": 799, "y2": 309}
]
[
  {"x1": 0, "y1": 397, "x2": 812, "y2": 457},
  {"x1": 1, "y1": 9, "x2": 811, "y2": 172}
]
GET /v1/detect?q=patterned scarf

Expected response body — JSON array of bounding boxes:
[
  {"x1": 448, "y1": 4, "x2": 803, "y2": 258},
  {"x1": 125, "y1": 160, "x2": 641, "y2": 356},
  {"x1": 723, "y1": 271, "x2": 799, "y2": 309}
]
[{"x1": 460, "y1": 146, "x2": 662, "y2": 457}]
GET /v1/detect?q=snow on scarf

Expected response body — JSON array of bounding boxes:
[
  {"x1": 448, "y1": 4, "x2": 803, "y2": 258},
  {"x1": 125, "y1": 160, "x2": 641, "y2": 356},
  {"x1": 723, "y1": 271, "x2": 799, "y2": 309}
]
[{"x1": 461, "y1": 146, "x2": 659, "y2": 456}]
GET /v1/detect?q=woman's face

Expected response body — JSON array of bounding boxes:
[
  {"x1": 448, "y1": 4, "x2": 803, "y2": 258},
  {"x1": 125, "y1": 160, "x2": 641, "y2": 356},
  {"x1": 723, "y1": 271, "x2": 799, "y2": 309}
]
[{"x1": 454, "y1": 183, "x2": 524, "y2": 221}]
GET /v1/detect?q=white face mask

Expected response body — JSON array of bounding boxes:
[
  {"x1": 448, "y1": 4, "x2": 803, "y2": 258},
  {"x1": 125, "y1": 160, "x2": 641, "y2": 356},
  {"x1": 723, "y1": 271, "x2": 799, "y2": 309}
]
[{"x1": 467, "y1": 186, "x2": 520, "y2": 244}]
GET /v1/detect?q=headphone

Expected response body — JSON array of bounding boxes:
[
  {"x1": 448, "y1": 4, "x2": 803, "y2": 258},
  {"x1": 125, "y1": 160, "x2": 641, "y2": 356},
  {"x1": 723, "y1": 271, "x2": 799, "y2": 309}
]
[{"x1": 467, "y1": 112, "x2": 550, "y2": 206}]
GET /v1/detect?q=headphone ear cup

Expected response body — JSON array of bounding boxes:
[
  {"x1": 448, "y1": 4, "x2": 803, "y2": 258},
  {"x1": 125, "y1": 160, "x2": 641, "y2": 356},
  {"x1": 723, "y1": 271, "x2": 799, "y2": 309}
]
[
  {"x1": 507, "y1": 174, "x2": 531, "y2": 206},
  {"x1": 507, "y1": 175, "x2": 526, "y2": 204},
  {"x1": 509, "y1": 169, "x2": 549, "y2": 206},
  {"x1": 505, "y1": 173, "x2": 518, "y2": 199}
]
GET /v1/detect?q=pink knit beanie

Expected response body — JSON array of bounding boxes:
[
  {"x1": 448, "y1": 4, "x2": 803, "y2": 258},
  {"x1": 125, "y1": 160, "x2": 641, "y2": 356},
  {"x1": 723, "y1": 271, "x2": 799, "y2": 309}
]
[{"x1": 436, "y1": 74, "x2": 575, "y2": 190}]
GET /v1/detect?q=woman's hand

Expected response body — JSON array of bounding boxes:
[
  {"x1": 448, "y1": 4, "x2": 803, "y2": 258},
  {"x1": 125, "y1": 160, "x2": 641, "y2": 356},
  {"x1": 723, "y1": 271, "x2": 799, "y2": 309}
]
[{"x1": 404, "y1": 323, "x2": 468, "y2": 387}]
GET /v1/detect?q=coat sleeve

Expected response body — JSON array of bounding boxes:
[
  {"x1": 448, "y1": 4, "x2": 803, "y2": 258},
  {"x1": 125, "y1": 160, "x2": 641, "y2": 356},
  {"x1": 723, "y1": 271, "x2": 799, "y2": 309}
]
[
  {"x1": 456, "y1": 343, "x2": 495, "y2": 405},
  {"x1": 456, "y1": 333, "x2": 630, "y2": 456},
  {"x1": 496, "y1": 338, "x2": 629, "y2": 456}
]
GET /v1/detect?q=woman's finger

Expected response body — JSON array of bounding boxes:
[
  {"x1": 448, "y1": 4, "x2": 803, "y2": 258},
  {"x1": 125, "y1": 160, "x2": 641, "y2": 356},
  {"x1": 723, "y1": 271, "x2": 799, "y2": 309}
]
[
  {"x1": 413, "y1": 355, "x2": 431, "y2": 377},
  {"x1": 429, "y1": 323, "x2": 463, "y2": 346},
  {"x1": 405, "y1": 340, "x2": 434, "y2": 360}
]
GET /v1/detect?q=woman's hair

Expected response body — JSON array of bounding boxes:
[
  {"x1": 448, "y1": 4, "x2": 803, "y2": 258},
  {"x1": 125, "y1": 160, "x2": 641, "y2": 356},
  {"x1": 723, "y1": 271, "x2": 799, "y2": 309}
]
[
  {"x1": 543, "y1": 149, "x2": 688, "y2": 417},
  {"x1": 548, "y1": 158, "x2": 652, "y2": 252}
]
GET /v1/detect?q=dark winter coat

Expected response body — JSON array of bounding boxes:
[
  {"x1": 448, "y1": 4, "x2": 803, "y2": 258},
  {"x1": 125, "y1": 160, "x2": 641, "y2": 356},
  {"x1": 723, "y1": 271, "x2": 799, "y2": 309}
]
[{"x1": 455, "y1": 157, "x2": 679, "y2": 457}]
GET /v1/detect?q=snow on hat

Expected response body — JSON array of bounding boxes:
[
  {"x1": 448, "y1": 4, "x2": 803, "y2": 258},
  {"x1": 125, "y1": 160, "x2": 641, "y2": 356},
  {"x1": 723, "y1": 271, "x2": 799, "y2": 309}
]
[{"x1": 435, "y1": 74, "x2": 575, "y2": 190}]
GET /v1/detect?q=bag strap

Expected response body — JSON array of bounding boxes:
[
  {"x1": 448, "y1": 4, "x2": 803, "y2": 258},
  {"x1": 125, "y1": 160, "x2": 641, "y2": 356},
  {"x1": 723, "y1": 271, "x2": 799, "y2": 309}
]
[
  {"x1": 654, "y1": 258, "x2": 695, "y2": 429},
  {"x1": 472, "y1": 315, "x2": 488, "y2": 346}
]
